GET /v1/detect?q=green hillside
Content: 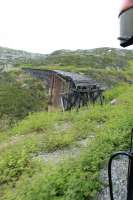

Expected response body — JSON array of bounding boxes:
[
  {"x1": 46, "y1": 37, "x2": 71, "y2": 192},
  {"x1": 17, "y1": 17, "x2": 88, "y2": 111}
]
[
  {"x1": 1, "y1": 47, "x2": 133, "y2": 200},
  {"x1": 1, "y1": 47, "x2": 133, "y2": 131},
  {"x1": 0, "y1": 84, "x2": 133, "y2": 200},
  {"x1": 43, "y1": 48, "x2": 133, "y2": 69},
  {"x1": 22, "y1": 47, "x2": 133, "y2": 86},
  {"x1": 0, "y1": 71, "x2": 48, "y2": 130},
  {"x1": 1, "y1": 46, "x2": 133, "y2": 70},
  {"x1": 1, "y1": 46, "x2": 133, "y2": 86}
]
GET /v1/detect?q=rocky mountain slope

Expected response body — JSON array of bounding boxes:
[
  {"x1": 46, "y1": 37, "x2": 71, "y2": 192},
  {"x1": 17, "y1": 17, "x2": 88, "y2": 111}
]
[
  {"x1": 44, "y1": 47, "x2": 133, "y2": 69},
  {"x1": 0, "y1": 46, "x2": 47, "y2": 70},
  {"x1": 0, "y1": 47, "x2": 133, "y2": 71}
]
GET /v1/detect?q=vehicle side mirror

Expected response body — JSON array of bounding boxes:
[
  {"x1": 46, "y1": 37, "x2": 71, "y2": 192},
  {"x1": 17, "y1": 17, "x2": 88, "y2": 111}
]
[{"x1": 119, "y1": 7, "x2": 133, "y2": 47}]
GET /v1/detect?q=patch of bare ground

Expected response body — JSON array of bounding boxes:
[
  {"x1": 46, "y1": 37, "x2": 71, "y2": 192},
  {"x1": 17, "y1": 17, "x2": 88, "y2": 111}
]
[
  {"x1": 53, "y1": 122, "x2": 72, "y2": 132},
  {"x1": 33, "y1": 136, "x2": 95, "y2": 164}
]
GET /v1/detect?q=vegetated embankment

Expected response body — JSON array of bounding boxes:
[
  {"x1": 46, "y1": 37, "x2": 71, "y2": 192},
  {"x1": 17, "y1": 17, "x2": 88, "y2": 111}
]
[{"x1": 0, "y1": 84, "x2": 133, "y2": 200}]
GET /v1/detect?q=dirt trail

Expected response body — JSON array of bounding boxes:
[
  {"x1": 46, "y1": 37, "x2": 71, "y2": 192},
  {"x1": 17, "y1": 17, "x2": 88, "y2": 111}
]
[{"x1": 33, "y1": 137, "x2": 93, "y2": 163}]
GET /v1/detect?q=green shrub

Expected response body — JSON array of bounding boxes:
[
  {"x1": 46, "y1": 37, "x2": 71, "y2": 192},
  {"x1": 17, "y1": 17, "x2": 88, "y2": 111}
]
[{"x1": 0, "y1": 72, "x2": 47, "y2": 130}]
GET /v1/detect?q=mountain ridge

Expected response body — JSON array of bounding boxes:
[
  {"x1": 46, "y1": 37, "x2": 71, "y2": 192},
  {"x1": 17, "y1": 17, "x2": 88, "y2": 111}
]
[{"x1": 0, "y1": 46, "x2": 133, "y2": 70}]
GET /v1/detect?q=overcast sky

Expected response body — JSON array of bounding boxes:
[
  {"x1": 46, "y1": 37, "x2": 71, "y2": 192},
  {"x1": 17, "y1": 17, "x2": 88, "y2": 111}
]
[{"x1": 0, "y1": 0, "x2": 127, "y2": 54}]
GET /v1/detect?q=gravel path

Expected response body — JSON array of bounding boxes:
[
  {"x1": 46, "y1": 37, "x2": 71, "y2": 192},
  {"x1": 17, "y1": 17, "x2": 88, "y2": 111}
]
[
  {"x1": 37, "y1": 147, "x2": 81, "y2": 163},
  {"x1": 34, "y1": 138, "x2": 90, "y2": 163},
  {"x1": 97, "y1": 156, "x2": 129, "y2": 200}
]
